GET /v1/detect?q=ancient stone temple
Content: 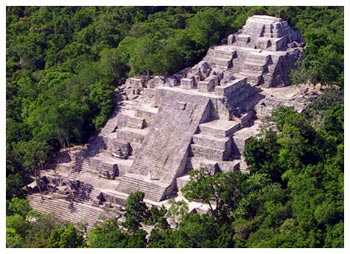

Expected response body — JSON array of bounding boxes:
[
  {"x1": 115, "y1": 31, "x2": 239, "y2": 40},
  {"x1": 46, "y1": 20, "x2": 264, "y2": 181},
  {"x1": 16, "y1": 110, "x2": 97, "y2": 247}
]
[{"x1": 27, "y1": 15, "x2": 320, "y2": 227}]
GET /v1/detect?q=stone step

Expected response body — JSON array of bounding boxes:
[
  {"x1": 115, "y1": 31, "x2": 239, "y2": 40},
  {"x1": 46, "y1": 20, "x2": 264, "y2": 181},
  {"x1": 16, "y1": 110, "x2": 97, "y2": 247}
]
[
  {"x1": 205, "y1": 57, "x2": 232, "y2": 68},
  {"x1": 243, "y1": 61, "x2": 267, "y2": 71},
  {"x1": 206, "y1": 48, "x2": 235, "y2": 59},
  {"x1": 192, "y1": 133, "x2": 231, "y2": 151},
  {"x1": 117, "y1": 113, "x2": 146, "y2": 129},
  {"x1": 245, "y1": 52, "x2": 270, "y2": 61},
  {"x1": 115, "y1": 127, "x2": 148, "y2": 144},
  {"x1": 216, "y1": 77, "x2": 247, "y2": 96},
  {"x1": 232, "y1": 123, "x2": 260, "y2": 156},
  {"x1": 117, "y1": 174, "x2": 168, "y2": 202},
  {"x1": 81, "y1": 159, "x2": 97, "y2": 174},
  {"x1": 199, "y1": 120, "x2": 241, "y2": 138},
  {"x1": 217, "y1": 160, "x2": 241, "y2": 172},
  {"x1": 97, "y1": 190, "x2": 129, "y2": 206},
  {"x1": 27, "y1": 194, "x2": 117, "y2": 230},
  {"x1": 135, "y1": 106, "x2": 159, "y2": 126},
  {"x1": 75, "y1": 172, "x2": 120, "y2": 191},
  {"x1": 191, "y1": 144, "x2": 227, "y2": 161},
  {"x1": 186, "y1": 157, "x2": 239, "y2": 173},
  {"x1": 89, "y1": 151, "x2": 134, "y2": 177},
  {"x1": 103, "y1": 135, "x2": 141, "y2": 157},
  {"x1": 239, "y1": 70, "x2": 263, "y2": 85}
]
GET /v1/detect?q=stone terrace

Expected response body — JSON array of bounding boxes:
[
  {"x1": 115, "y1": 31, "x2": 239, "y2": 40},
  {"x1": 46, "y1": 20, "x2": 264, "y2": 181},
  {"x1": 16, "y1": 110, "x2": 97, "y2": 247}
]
[{"x1": 27, "y1": 15, "x2": 322, "y2": 226}]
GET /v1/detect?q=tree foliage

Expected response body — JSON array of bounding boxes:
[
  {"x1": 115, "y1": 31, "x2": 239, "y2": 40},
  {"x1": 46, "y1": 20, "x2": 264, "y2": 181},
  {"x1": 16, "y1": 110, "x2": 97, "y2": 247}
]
[{"x1": 6, "y1": 6, "x2": 343, "y2": 248}]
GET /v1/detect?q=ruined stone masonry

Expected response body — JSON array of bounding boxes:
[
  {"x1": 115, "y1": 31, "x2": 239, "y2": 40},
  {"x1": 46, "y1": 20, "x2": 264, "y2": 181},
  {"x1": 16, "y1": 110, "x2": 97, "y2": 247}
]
[{"x1": 27, "y1": 15, "x2": 322, "y2": 228}]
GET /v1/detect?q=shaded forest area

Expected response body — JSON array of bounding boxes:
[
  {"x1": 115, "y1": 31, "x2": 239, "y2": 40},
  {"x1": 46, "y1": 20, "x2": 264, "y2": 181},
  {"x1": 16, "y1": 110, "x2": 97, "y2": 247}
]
[{"x1": 6, "y1": 6, "x2": 343, "y2": 248}]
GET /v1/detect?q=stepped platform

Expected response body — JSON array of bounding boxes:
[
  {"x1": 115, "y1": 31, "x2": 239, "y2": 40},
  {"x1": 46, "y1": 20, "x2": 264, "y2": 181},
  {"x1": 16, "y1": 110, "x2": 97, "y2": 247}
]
[
  {"x1": 89, "y1": 151, "x2": 133, "y2": 177},
  {"x1": 191, "y1": 144, "x2": 226, "y2": 161},
  {"x1": 239, "y1": 70, "x2": 263, "y2": 85},
  {"x1": 117, "y1": 173, "x2": 169, "y2": 201},
  {"x1": 27, "y1": 194, "x2": 118, "y2": 230},
  {"x1": 29, "y1": 15, "x2": 309, "y2": 225},
  {"x1": 204, "y1": 48, "x2": 236, "y2": 69},
  {"x1": 115, "y1": 127, "x2": 148, "y2": 143},
  {"x1": 192, "y1": 133, "x2": 231, "y2": 151},
  {"x1": 117, "y1": 113, "x2": 146, "y2": 129},
  {"x1": 232, "y1": 121, "x2": 261, "y2": 156},
  {"x1": 135, "y1": 105, "x2": 159, "y2": 126},
  {"x1": 199, "y1": 120, "x2": 241, "y2": 138}
]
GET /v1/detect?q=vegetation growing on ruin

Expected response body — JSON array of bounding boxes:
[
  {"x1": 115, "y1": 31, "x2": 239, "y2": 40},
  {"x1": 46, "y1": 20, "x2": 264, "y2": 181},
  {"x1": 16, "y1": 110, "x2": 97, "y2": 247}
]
[{"x1": 6, "y1": 6, "x2": 343, "y2": 248}]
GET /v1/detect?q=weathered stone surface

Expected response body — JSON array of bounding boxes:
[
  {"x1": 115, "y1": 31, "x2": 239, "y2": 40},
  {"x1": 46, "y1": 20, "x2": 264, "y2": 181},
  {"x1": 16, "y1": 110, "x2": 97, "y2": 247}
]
[
  {"x1": 124, "y1": 77, "x2": 146, "y2": 100},
  {"x1": 127, "y1": 92, "x2": 211, "y2": 179},
  {"x1": 111, "y1": 141, "x2": 130, "y2": 159},
  {"x1": 147, "y1": 76, "x2": 165, "y2": 88},
  {"x1": 30, "y1": 15, "x2": 315, "y2": 218},
  {"x1": 181, "y1": 77, "x2": 195, "y2": 89},
  {"x1": 98, "y1": 162, "x2": 118, "y2": 179}
]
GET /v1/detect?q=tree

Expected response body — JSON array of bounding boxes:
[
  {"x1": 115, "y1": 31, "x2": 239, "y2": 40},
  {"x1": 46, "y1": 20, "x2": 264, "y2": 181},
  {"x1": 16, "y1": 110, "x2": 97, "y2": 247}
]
[
  {"x1": 48, "y1": 223, "x2": 84, "y2": 248},
  {"x1": 7, "y1": 197, "x2": 32, "y2": 217},
  {"x1": 16, "y1": 139, "x2": 50, "y2": 199},
  {"x1": 6, "y1": 214, "x2": 31, "y2": 240},
  {"x1": 182, "y1": 169, "x2": 247, "y2": 219},
  {"x1": 87, "y1": 218, "x2": 147, "y2": 248},
  {"x1": 244, "y1": 130, "x2": 282, "y2": 183},
  {"x1": 148, "y1": 228, "x2": 177, "y2": 248},
  {"x1": 174, "y1": 213, "x2": 234, "y2": 247},
  {"x1": 165, "y1": 199, "x2": 188, "y2": 228},
  {"x1": 145, "y1": 205, "x2": 169, "y2": 230},
  {"x1": 87, "y1": 218, "x2": 128, "y2": 248},
  {"x1": 123, "y1": 191, "x2": 149, "y2": 232},
  {"x1": 6, "y1": 227, "x2": 24, "y2": 248}
]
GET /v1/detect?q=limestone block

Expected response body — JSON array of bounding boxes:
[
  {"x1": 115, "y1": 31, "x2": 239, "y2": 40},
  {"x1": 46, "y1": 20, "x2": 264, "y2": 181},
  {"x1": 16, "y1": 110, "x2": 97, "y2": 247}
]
[
  {"x1": 116, "y1": 127, "x2": 146, "y2": 143},
  {"x1": 125, "y1": 77, "x2": 144, "y2": 89},
  {"x1": 111, "y1": 141, "x2": 130, "y2": 159},
  {"x1": 240, "y1": 111, "x2": 255, "y2": 127},
  {"x1": 215, "y1": 77, "x2": 247, "y2": 96},
  {"x1": 198, "y1": 75, "x2": 219, "y2": 92},
  {"x1": 146, "y1": 76, "x2": 165, "y2": 88},
  {"x1": 192, "y1": 61, "x2": 212, "y2": 79},
  {"x1": 237, "y1": 34, "x2": 250, "y2": 43},
  {"x1": 199, "y1": 120, "x2": 241, "y2": 138},
  {"x1": 117, "y1": 114, "x2": 145, "y2": 129},
  {"x1": 221, "y1": 71, "x2": 236, "y2": 85},
  {"x1": 199, "y1": 161, "x2": 219, "y2": 175},
  {"x1": 98, "y1": 163, "x2": 118, "y2": 180},
  {"x1": 135, "y1": 108, "x2": 158, "y2": 126},
  {"x1": 191, "y1": 144, "x2": 226, "y2": 161},
  {"x1": 143, "y1": 88, "x2": 155, "y2": 100},
  {"x1": 217, "y1": 161, "x2": 240, "y2": 173},
  {"x1": 198, "y1": 81, "x2": 211, "y2": 92},
  {"x1": 227, "y1": 34, "x2": 236, "y2": 44},
  {"x1": 125, "y1": 87, "x2": 139, "y2": 100},
  {"x1": 193, "y1": 133, "x2": 232, "y2": 151},
  {"x1": 181, "y1": 78, "x2": 195, "y2": 89},
  {"x1": 165, "y1": 77, "x2": 179, "y2": 87}
]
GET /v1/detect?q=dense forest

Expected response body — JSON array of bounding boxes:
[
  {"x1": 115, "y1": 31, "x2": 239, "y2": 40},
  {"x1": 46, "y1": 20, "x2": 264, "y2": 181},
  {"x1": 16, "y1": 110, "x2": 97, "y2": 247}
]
[{"x1": 6, "y1": 6, "x2": 343, "y2": 247}]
